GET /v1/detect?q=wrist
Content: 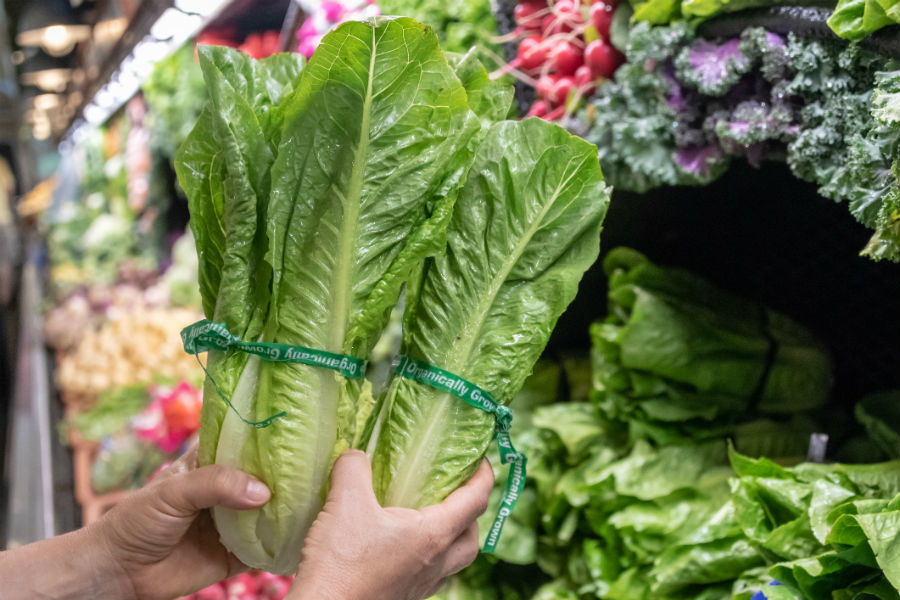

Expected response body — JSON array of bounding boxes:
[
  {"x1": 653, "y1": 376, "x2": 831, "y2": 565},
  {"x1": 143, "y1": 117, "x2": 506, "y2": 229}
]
[
  {"x1": 78, "y1": 521, "x2": 137, "y2": 600},
  {"x1": 0, "y1": 526, "x2": 134, "y2": 600},
  {"x1": 289, "y1": 567, "x2": 364, "y2": 600}
]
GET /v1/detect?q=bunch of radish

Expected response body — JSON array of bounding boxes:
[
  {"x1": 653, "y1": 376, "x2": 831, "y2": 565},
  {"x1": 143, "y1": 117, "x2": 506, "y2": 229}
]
[
  {"x1": 495, "y1": 0, "x2": 625, "y2": 120},
  {"x1": 179, "y1": 572, "x2": 294, "y2": 600}
]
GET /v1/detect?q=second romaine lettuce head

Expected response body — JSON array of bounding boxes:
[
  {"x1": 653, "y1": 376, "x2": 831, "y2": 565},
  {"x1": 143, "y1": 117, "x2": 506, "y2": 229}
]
[{"x1": 370, "y1": 118, "x2": 609, "y2": 509}]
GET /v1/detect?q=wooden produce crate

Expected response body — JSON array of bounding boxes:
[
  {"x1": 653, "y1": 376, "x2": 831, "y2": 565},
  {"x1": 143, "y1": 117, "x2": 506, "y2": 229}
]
[{"x1": 63, "y1": 395, "x2": 133, "y2": 525}]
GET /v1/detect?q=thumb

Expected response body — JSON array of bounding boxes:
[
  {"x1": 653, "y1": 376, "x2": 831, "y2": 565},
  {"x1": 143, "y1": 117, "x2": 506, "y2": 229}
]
[
  {"x1": 327, "y1": 450, "x2": 378, "y2": 507},
  {"x1": 158, "y1": 464, "x2": 271, "y2": 517}
]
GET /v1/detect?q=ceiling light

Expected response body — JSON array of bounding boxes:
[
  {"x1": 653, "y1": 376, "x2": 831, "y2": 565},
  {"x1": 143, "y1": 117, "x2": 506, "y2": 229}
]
[
  {"x1": 92, "y1": 18, "x2": 128, "y2": 45},
  {"x1": 33, "y1": 120, "x2": 52, "y2": 140},
  {"x1": 32, "y1": 93, "x2": 63, "y2": 111},
  {"x1": 19, "y1": 49, "x2": 75, "y2": 93},
  {"x1": 174, "y1": 0, "x2": 230, "y2": 17},
  {"x1": 150, "y1": 8, "x2": 202, "y2": 41},
  {"x1": 17, "y1": 0, "x2": 91, "y2": 57}
]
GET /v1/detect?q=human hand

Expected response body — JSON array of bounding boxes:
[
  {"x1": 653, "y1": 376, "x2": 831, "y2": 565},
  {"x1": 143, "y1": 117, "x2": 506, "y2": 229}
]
[
  {"x1": 288, "y1": 450, "x2": 494, "y2": 600},
  {"x1": 92, "y1": 443, "x2": 272, "y2": 600}
]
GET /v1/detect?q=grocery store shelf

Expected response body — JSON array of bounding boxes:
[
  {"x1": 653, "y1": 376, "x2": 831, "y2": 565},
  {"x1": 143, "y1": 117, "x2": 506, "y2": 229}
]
[{"x1": 5, "y1": 243, "x2": 55, "y2": 546}]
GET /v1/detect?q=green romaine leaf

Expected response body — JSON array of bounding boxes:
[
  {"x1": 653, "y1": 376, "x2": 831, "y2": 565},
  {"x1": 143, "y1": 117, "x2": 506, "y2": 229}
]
[
  {"x1": 175, "y1": 48, "x2": 305, "y2": 468},
  {"x1": 446, "y1": 49, "x2": 514, "y2": 125},
  {"x1": 830, "y1": 510, "x2": 900, "y2": 591},
  {"x1": 828, "y1": 0, "x2": 899, "y2": 40},
  {"x1": 371, "y1": 118, "x2": 609, "y2": 509},
  {"x1": 533, "y1": 403, "x2": 604, "y2": 459},
  {"x1": 631, "y1": 0, "x2": 681, "y2": 24},
  {"x1": 650, "y1": 535, "x2": 762, "y2": 594}
]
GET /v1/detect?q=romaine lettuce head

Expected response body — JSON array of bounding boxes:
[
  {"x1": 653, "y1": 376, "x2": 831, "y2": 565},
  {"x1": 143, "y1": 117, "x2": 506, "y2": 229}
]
[
  {"x1": 371, "y1": 118, "x2": 609, "y2": 509},
  {"x1": 176, "y1": 18, "x2": 488, "y2": 573}
]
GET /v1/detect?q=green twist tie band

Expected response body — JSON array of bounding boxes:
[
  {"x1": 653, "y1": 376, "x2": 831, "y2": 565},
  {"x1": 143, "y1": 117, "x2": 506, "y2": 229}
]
[
  {"x1": 181, "y1": 319, "x2": 368, "y2": 428},
  {"x1": 394, "y1": 355, "x2": 527, "y2": 554}
]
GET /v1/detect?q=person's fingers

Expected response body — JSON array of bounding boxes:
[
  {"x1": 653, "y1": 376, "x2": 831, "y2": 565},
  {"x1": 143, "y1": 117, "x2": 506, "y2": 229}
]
[
  {"x1": 175, "y1": 440, "x2": 200, "y2": 471},
  {"x1": 328, "y1": 450, "x2": 378, "y2": 506},
  {"x1": 422, "y1": 579, "x2": 447, "y2": 599},
  {"x1": 421, "y1": 459, "x2": 493, "y2": 539},
  {"x1": 155, "y1": 441, "x2": 200, "y2": 480},
  {"x1": 443, "y1": 522, "x2": 480, "y2": 576},
  {"x1": 226, "y1": 553, "x2": 251, "y2": 579},
  {"x1": 158, "y1": 464, "x2": 271, "y2": 517}
]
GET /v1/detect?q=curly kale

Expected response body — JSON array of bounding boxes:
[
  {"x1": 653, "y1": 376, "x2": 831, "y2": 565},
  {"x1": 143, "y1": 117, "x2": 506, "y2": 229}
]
[
  {"x1": 865, "y1": 172, "x2": 900, "y2": 261},
  {"x1": 710, "y1": 100, "x2": 797, "y2": 164},
  {"x1": 589, "y1": 64, "x2": 708, "y2": 193},
  {"x1": 626, "y1": 20, "x2": 695, "y2": 63},
  {"x1": 860, "y1": 71, "x2": 900, "y2": 261},
  {"x1": 786, "y1": 46, "x2": 900, "y2": 259},
  {"x1": 581, "y1": 20, "x2": 900, "y2": 261},
  {"x1": 585, "y1": 25, "x2": 796, "y2": 191},
  {"x1": 741, "y1": 28, "x2": 789, "y2": 83},
  {"x1": 787, "y1": 90, "x2": 872, "y2": 200}
]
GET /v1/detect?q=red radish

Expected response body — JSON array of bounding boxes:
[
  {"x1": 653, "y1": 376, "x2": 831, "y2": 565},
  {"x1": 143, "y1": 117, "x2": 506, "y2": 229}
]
[
  {"x1": 536, "y1": 74, "x2": 559, "y2": 100},
  {"x1": 542, "y1": 105, "x2": 566, "y2": 120},
  {"x1": 192, "y1": 585, "x2": 226, "y2": 600},
  {"x1": 574, "y1": 64, "x2": 596, "y2": 94},
  {"x1": 519, "y1": 35, "x2": 549, "y2": 71},
  {"x1": 493, "y1": 35, "x2": 548, "y2": 77},
  {"x1": 526, "y1": 100, "x2": 550, "y2": 117},
  {"x1": 574, "y1": 64, "x2": 593, "y2": 86},
  {"x1": 584, "y1": 38, "x2": 621, "y2": 79},
  {"x1": 548, "y1": 75, "x2": 575, "y2": 107},
  {"x1": 541, "y1": 0, "x2": 581, "y2": 35},
  {"x1": 552, "y1": 0, "x2": 581, "y2": 20},
  {"x1": 590, "y1": 1, "x2": 615, "y2": 40},
  {"x1": 514, "y1": 1, "x2": 546, "y2": 33},
  {"x1": 255, "y1": 572, "x2": 292, "y2": 599},
  {"x1": 552, "y1": 40, "x2": 583, "y2": 76},
  {"x1": 541, "y1": 12, "x2": 570, "y2": 35}
]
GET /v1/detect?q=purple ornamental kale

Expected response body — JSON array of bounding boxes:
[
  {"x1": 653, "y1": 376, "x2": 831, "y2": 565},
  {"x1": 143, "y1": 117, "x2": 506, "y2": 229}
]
[
  {"x1": 676, "y1": 38, "x2": 753, "y2": 96},
  {"x1": 675, "y1": 143, "x2": 726, "y2": 178}
]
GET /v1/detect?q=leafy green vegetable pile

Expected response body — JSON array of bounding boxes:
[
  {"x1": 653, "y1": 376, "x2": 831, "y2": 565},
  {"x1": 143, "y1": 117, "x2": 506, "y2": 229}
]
[
  {"x1": 582, "y1": 21, "x2": 900, "y2": 260},
  {"x1": 590, "y1": 247, "x2": 831, "y2": 449},
  {"x1": 728, "y1": 450, "x2": 900, "y2": 600},
  {"x1": 141, "y1": 44, "x2": 207, "y2": 160},
  {"x1": 176, "y1": 17, "x2": 608, "y2": 574},
  {"x1": 518, "y1": 249, "x2": 832, "y2": 599},
  {"x1": 627, "y1": 0, "x2": 899, "y2": 41},
  {"x1": 377, "y1": 0, "x2": 501, "y2": 57},
  {"x1": 436, "y1": 251, "x2": 900, "y2": 600}
]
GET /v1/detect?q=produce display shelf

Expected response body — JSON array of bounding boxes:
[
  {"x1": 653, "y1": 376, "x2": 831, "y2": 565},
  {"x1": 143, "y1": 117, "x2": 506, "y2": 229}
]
[
  {"x1": 6, "y1": 244, "x2": 57, "y2": 546},
  {"x1": 64, "y1": 400, "x2": 132, "y2": 526}
]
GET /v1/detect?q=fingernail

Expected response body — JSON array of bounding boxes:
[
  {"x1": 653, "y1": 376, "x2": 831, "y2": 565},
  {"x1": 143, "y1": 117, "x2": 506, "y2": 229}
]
[{"x1": 246, "y1": 478, "x2": 271, "y2": 502}]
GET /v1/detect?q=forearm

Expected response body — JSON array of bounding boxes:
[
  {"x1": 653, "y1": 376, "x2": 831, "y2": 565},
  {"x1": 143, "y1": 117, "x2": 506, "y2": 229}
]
[{"x1": 0, "y1": 525, "x2": 132, "y2": 600}]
